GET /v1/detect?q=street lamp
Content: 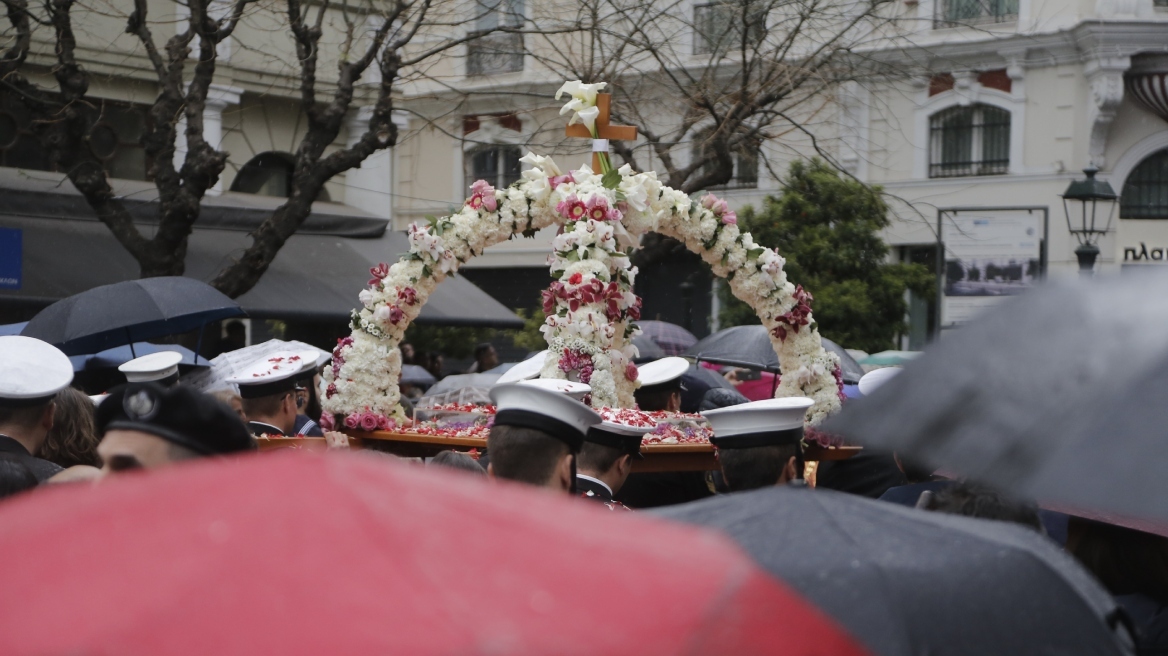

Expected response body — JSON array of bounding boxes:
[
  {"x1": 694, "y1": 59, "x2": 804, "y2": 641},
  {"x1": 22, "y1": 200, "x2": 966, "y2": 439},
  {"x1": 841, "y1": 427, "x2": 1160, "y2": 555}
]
[{"x1": 1061, "y1": 167, "x2": 1118, "y2": 275}]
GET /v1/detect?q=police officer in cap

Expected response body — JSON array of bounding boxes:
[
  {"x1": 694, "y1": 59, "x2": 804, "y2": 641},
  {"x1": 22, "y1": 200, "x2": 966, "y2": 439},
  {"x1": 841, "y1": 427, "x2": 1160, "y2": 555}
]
[
  {"x1": 227, "y1": 351, "x2": 317, "y2": 437},
  {"x1": 576, "y1": 418, "x2": 654, "y2": 511},
  {"x1": 487, "y1": 380, "x2": 601, "y2": 492},
  {"x1": 703, "y1": 397, "x2": 814, "y2": 491},
  {"x1": 0, "y1": 336, "x2": 73, "y2": 481},
  {"x1": 95, "y1": 382, "x2": 254, "y2": 473}
]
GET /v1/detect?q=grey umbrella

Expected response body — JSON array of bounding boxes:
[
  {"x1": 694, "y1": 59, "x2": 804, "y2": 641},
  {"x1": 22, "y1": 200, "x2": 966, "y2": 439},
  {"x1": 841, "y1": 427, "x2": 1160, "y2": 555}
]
[
  {"x1": 823, "y1": 271, "x2": 1168, "y2": 529},
  {"x1": 656, "y1": 486, "x2": 1132, "y2": 656},
  {"x1": 21, "y1": 277, "x2": 244, "y2": 356},
  {"x1": 683, "y1": 324, "x2": 864, "y2": 383}
]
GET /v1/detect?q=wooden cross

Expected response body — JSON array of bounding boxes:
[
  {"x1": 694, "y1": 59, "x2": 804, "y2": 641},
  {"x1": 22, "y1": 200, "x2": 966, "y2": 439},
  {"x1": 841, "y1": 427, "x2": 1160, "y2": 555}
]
[{"x1": 565, "y1": 93, "x2": 637, "y2": 172}]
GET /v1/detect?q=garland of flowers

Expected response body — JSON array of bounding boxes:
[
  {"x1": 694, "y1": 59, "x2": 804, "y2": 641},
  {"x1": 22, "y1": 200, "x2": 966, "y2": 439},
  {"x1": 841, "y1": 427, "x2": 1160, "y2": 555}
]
[{"x1": 321, "y1": 80, "x2": 843, "y2": 428}]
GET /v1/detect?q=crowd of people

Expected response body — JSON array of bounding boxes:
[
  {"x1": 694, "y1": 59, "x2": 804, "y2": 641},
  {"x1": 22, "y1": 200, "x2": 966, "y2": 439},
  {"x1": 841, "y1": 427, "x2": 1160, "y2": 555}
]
[{"x1": 1, "y1": 334, "x2": 1166, "y2": 653}]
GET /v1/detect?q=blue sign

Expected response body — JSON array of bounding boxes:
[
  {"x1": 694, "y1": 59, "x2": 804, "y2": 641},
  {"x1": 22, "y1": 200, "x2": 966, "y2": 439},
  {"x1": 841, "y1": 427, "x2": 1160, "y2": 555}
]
[{"x1": 0, "y1": 228, "x2": 21, "y2": 289}]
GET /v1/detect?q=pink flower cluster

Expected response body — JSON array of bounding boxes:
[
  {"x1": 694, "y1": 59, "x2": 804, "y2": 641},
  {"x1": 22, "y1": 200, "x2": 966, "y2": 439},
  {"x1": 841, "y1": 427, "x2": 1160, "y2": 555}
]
[
  {"x1": 467, "y1": 180, "x2": 498, "y2": 212},
  {"x1": 701, "y1": 193, "x2": 737, "y2": 225},
  {"x1": 770, "y1": 285, "x2": 814, "y2": 342},
  {"x1": 342, "y1": 410, "x2": 396, "y2": 432},
  {"x1": 331, "y1": 337, "x2": 353, "y2": 378},
  {"x1": 556, "y1": 194, "x2": 622, "y2": 222},
  {"x1": 550, "y1": 173, "x2": 575, "y2": 188},
  {"x1": 542, "y1": 272, "x2": 641, "y2": 322},
  {"x1": 559, "y1": 349, "x2": 595, "y2": 384},
  {"x1": 832, "y1": 363, "x2": 847, "y2": 403},
  {"x1": 368, "y1": 262, "x2": 389, "y2": 287},
  {"x1": 397, "y1": 287, "x2": 418, "y2": 306}
]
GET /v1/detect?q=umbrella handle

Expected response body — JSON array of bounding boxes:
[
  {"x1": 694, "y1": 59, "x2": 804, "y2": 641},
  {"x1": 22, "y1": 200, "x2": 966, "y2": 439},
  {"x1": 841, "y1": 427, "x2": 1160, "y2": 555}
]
[{"x1": 126, "y1": 328, "x2": 137, "y2": 358}]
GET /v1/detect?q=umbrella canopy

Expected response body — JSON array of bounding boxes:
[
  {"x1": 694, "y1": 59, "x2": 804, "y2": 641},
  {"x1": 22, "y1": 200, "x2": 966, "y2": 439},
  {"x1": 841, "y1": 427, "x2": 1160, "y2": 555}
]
[
  {"x1": 631, "y1": 333, "x2": 667, "y2": 361},
  {"x1": 685, "y1": 325, "x2": 864, "y2": 383},
  {"x1": 0, "y1": 321, "x2": 26, "y2": 336},
  {"x1": 656, "y1": 486, "x2": 1131, "y2": 656},
  {"x1": 21, "y1": 277, "x2": 244, "y2": 356},
  {"x1": 400, "y1": 364, "x2": 436, "y2": 386},
  {"x1": 858, "y1": 350, "x2": 920, "y2": 367},
  {"x1": 68, "y1": 343, "x2": 199, "y2": 372},
  {"x1": 181, "y1": 339, "x2": 329, "y2": 394},
  {"x1": 0, "y1": 453, "x2": 865, "y2": 655},
  {"x1": 824, "y1": 272, "x2": 1168, "y2": 529},
  {"x1": 637, "y1": 320, "x2": 698, "y2": 356}
]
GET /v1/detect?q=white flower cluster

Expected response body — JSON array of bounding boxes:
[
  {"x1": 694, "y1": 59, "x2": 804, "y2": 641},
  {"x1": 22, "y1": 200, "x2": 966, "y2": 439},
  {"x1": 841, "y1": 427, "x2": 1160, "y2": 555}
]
[{"x1": 324, "y1": 144, "x2": 842, "y2": 424}]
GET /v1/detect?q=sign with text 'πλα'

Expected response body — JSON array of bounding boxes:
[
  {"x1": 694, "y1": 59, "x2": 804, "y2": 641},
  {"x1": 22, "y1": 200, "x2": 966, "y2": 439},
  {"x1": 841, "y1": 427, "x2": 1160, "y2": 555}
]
[{"x1": 0, "y1": 228, "x2": 22, "y2": 289}]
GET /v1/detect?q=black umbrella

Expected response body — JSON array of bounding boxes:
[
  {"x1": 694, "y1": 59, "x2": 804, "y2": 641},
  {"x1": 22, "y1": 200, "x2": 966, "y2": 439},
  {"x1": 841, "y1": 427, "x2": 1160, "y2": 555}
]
[
  {"x1": 683, "y1": 325, "x2": 864, "y2": 383},
  {"x1": 823, "y1": 272, "x2": 1168, "y2": 530},
  {"x1": 656, "y1": 486, "x2": 1132, "y2": 656},
  {"x1": 22, "y1": 277, "x2": 244, "y2": 356},
  {"x1": 630, "y1": 333, "x2": 666, "y2": 362}
]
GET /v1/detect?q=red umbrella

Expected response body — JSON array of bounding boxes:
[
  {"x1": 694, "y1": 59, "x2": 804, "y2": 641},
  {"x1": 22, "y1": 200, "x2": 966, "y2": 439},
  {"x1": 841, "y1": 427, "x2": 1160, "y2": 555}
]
[{"x1": 0, "y1": 453, "x2": 865, "y2": 655}]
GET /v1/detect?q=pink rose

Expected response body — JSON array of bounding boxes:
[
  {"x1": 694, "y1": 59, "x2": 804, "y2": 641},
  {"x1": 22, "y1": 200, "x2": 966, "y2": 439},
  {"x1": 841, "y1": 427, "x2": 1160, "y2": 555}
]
[
  {"x1": 700, "y1": 193, "x2": 717, "y2": 210},
  {"x1": 482, "y1": 194, "x2": 498, "y2": 212},
  {"x1": 319, "y1": 413, "x2": 335, "y2": 430},
  {"x1": 360, "y1": 412, "x2": 379, "y2": 432},
  {"x1": 721, "y1": 211, "x2": 737, "y2": 225},
  {"x1": 625, "y1": 362, "x2": 639, "y2": 382},
  {"x1": 343, "y1": 413, "x2": 360, "y2": 429},
  {"x1": 714, "y1": 199, "x2": 730, "y2": 215},
  {"x1": 377, "y1": 415, "x2": 391, "y2": 431}
]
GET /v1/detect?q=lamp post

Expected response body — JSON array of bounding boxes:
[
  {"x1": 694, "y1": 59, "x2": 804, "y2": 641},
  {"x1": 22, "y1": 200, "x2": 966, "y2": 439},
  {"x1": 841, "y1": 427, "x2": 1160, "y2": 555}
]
[{"x1": 1061, "y1": 167, "x2": 1118, "y2": 276}]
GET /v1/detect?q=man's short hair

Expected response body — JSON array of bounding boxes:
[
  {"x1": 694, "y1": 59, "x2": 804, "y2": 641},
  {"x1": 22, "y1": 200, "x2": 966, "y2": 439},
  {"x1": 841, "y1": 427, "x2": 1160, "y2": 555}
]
[
  {"x1": 474, "y1": 343, "x2": 494, "y2": 359},
  {"x1": 718, "y1": 444, "x2": 798, "y2": 492},
  {"x1": 487, "y1": 424, "x2": 569, "y2": 486},
  {"x1": 922, "y1": 482, "x2": 1043, "y2": 532},
  {"x1": 577, "y1": 441, "x2": 625, "y2": 475},
  {"x1": 241, "y1": 392, "x2": 289, "y2": 419},
  {"x1": 635, "y1": 380, "x2": 682, "y2": 412},
  {"x1": 0, "y1": 403, "x2": 48, "y2": 430}
]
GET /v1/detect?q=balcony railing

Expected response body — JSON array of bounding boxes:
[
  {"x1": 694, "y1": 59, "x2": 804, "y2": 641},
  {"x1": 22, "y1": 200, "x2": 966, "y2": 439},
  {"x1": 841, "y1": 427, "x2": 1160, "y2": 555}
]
[{"x1": 467, "y1": 32, "x2": 524, "y2": 76}]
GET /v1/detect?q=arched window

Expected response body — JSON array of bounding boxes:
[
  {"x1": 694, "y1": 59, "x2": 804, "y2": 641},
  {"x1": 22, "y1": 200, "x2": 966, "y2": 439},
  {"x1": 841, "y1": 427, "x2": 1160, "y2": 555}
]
[
  {"x1": 231, "y1": 152, "x2": 331, "y2": 201},
  {"x1": 1121, "y1": 148, "x2": 1168, "y2": 219},
  {"x1": 468, "y1": 144, "x2": 522, "y2": 188},
  {"x1": 928, "y1": 104, "x2": 1010, "y2": 178}
]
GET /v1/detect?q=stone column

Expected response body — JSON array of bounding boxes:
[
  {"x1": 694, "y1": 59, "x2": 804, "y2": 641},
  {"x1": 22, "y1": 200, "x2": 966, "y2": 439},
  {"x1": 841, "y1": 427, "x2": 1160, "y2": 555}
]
[{"x1": 343, "y1": 107, "x2": 409, "y2": 220}]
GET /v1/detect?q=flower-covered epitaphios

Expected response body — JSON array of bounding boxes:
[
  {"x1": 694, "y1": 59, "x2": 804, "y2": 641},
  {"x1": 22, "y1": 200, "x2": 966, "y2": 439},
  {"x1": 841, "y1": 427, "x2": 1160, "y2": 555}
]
[{"x1": 322, "y1": 80, "x2": 843, "y2": 427}]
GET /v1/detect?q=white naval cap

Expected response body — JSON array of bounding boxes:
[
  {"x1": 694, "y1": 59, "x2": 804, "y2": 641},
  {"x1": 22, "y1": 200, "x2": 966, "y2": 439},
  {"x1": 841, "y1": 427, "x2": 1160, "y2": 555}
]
[
  {"x1": 226, "y1": 350, "x2": 318, "y2": 400},
  {"x1": 636, "y1": 356, "x2": 689, "y2": 389},
  {"x1": 0, "y1": 336, "x2": 74, "y2": 407},
  {"x1": 701, "y1": 397, "x2": 814, "y2": 449},
  {"x1": 517, "y1": 377, "x2": 591, "y2": 401},
  {"x1": 118, "y1": 350, "x2": 184, "y2": 385},
  {"x1": 489, "y1": 381, "x2": 601, "y2": 452},
  {"x1": 585, "y1": 415, "x2": 656, "y2": 458},
  {"x1": 858, "y1": 367, "x2": 901, "y2": 396},
  {"x1": 495, "y1": 350, "x2": 548, "y2": 384}
]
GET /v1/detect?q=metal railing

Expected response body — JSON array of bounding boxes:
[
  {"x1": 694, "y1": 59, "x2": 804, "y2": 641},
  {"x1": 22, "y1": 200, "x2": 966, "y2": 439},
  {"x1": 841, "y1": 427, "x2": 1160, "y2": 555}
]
[
  {"x1": 467, "y1": 33, "x2": 523, "y2": 76},
  {"x1": 934, "y1": 0, "x2": 1018, "y2": 28}
]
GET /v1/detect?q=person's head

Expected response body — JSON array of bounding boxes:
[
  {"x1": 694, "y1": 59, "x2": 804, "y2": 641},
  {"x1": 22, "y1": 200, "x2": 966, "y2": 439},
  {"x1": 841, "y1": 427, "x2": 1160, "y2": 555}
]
[
  {"x1": 634, "y1": 357, "x2": 689, "y2": 412},
  {"x1": 427, "y1": 354, "x2": 444, "y2": 376},
  {"x1": 0, "y1": 336, "x2": 74, "y2": 451},
  {"x1": 429, "y1": 450, "x2": 485, "y2": 475},
  {"x1": 229, "y1": 350, "x2": 317, "y2": 434},
  {"x1": 577, "y1": 442, "x2": 634, "y2": 492},
  {"x1": 400, "y1": 343, "x2": 415, "y2": 365},
  {"x1": 703, "y1": 396, "x2": 813, "y2": 492},
  {"x1": 1068, "y1": 518, "x2": 1168, "y2": 603},
  {"x1": 486, "y1": 382, "x2": 598, "y2": 492},
  {"x1": 474, "y1": 343, "x2": 498, "y2": 371},
  {"x1": 487, "y1": 424, "x2": 573, "y2": 489},
  {"x1": 39, "y1": 387, "x2": 101, "y2": 468},
  {"x1": 0, "y1": 454, "x2": 38, "y2": 499},
  {"x1": 920, "y1": 481, "x2": 1044, "y2": 532},
  {"x1": 96, "y1": 383, "x2": 255, "y2": 474},
  {"x1": 211, "y1": 390, "x2": 246, "y2": 423},
  {"x1": 223, "y1": 321, "x2": 246, "y2": 348},
  {"x1": 717, "y1": 444, "x2": 799, "y2": 492}
]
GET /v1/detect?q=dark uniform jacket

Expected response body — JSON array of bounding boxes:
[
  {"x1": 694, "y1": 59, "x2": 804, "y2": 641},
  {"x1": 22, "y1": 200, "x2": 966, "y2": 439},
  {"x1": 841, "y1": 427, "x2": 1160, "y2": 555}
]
[
  {"x1": 577, "y1": 475, "x2": 632, "y2": 512},
  {"x1": 0, "y1": 435, "x2": 62, "y2": 482}
]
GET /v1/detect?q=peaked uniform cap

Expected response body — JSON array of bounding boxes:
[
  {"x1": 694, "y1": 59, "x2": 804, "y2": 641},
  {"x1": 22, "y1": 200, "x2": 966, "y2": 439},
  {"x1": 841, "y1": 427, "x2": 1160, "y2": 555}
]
[
  {"x1": 858, "y1": 367, "x2": 901, "y2": 396},
  {"x1": 226, "y1": 350, "x2": 318, "y2": 399},
  {"x1": 0, "y1": 336, "x2": 74, "y2": 407},
  {"x1": 490, "y1": 382, "x2": 601, "y2": 452},
  {"x1": 517, "y1": 378, "x2": 591, "y2": 401},
  {"x1": 702, "y1": 397, "x2": 814, "y2": 449},
  {"x1": 637, "y1": 357, "x2": 690, "y2": 388},
  {"x1": 119, "y1": 351, "x2": 184, "y2": 385}
]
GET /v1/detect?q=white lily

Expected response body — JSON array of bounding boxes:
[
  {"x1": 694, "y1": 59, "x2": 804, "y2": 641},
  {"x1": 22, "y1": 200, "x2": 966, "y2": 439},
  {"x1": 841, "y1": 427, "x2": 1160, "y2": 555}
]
[
  {"x1": 520, "y1": 151, "x2": 562, "y2": 177},
  {"x1": 556, "y1": 80, "x2": 606, "y2": 106}
]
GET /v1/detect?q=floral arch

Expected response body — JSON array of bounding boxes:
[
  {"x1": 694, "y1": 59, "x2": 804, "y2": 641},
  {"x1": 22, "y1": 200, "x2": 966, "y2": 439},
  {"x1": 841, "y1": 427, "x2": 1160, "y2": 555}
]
[{"x1": 321, "y1": 88, "x2": 844, "y2": 431}]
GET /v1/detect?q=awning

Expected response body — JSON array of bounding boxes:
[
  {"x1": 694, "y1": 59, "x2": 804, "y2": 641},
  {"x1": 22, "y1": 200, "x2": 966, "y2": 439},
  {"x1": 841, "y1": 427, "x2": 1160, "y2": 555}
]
[{"x1": 0, "y1": 195, "x2": 523, "y2": 328}]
